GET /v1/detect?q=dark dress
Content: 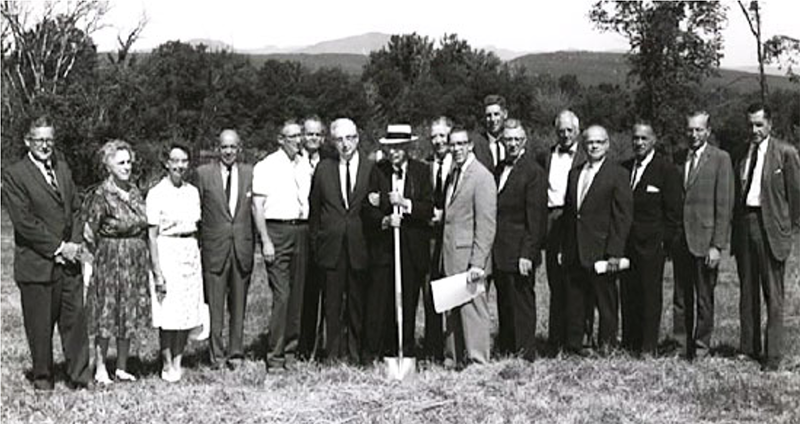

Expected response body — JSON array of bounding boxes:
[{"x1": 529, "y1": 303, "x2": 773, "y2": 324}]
[{"x1": 83, "y1": 178, "x2": 151, "y2": 339}]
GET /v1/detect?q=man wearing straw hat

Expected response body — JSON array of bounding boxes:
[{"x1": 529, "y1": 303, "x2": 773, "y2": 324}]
[
  {"x1": 362, "y1": 124, "x2": 433, "y2": 363},
  {"x1": 441, "y1": 126, "x2": 497, "y2": 366}
]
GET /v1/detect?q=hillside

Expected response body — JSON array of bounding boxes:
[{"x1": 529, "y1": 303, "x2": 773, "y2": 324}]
[
  {"x1": 247, "y1": 53, "x2": 368, "y2": 74},
  {"x1": 509, "y1": 51, "x2": 797, "y2": 92}
]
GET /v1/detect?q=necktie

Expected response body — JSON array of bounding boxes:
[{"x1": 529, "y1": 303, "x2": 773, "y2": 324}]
[
  {"x1": 394, "y1": 166, "x2": 403, "y2": 180},
  {"x1": 578, "y1": 164, "x2": 592, "y2": 208},
  {"x1": 448, "y1": 166, "x2": 461, "y2": 202},
  {"x1": 224, "y1": 164, "x2": 233, "y2": 205},
  {"x1": 434, "y1": 159, "x2": 444, "y2": 208},
  {"x1": 742, "y1": 143, "x2": 759, "y2": 201},
  {"x1": 630, "y1": 160, "x2": 641, "y2": 189},
  {"x1": 346, "y1": 159, "x2": 353, "y2": 207},
  {"x1": 44, "y1": 161, "x2": 59, "y2": 192},
  {"x1": 494, "y1": 142, "x2": 500, "y2": 167},
  {"x1": 685, "y1": 151, "x2": 698, "y2": 187}
]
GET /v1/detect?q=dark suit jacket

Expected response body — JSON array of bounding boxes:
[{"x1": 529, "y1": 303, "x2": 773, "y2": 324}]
[
  {"x1": 471, "y1": 131, "x2": 498, "y2": 173},
  {"x1": 733, "y1": 138, "x2": 800, "y2": 261},
  {"x1": 561, "y1": 159, "x2": 633, "y2": 269},
  {"x1": 2, "y1": 154, "x2": 82, "y2": 282},
  {"x1": 194, "y1": 161, "x2": 255, "y2": 274},
  {"x1": 676, "y1": 143, "x2": 734, "y2": 257},
  {"x1": 309, "y1": 153, "x2": 374, "y2": 271},
  {"x1": 363, "y1": 159, "x2": 433, "y2": 271},
  {"x1": 492, "y1": 151, "x2": 548, "y2": 271},
  {"x1": 622, "y1": 154, "x2": 683, "y2": 258}
]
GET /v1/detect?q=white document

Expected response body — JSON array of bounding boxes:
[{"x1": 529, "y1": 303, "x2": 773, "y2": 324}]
[
  {"x1": 593, "y1": 258, "x2": 631, "y2": 274},
  {"x1": 431, "y1": 272, "x2": 486, "y2": 313}
]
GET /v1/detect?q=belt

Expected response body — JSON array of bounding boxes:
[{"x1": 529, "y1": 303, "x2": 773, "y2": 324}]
[
  {"x1": 548, "y1": 206, "x2": 564, "y2": 211},
  {"x1": 163, "y1": 232, "x2": 196, "y2": 238},
  {"x1": 266, "y1": 219, "x2": 308, "y2": 225},
  {"x1": 745, "y1": 206, "x2": 761, "y2": 214}
]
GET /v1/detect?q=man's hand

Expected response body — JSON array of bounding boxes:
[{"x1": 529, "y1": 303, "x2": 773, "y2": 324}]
[
  {"x1": 388, "y1": 191, "x2": 407, "y2": 208},
  {"x1": 518, "y1": 258, "x2": 534, "y2": 277},
  {"x1": 368, "y1": 192, "x2": 380, "y2": 207},
  {"x1": 388, "y1": 213, "x2": 402, "y2": 228},
  {"x1": 262, "y1": 240, "x2": 276, "y2": 264},
  {"x1": 606, "y1": 257, "x2": 621, "y2": 273},
  {"x1": 60, "y1": 242, "x2": 82, "y2": 262},
  {"x1": 705, "y1": 246, "x2": 721, "y2": 269},
  {"x1": 153, "y1": 272, "x2": 167, "y2": 301},
  {"x1": 467, "y1": 267, "x2": 485, "y2": 284},
  {"x1": 431, "y1": 208, "x2": 443, "y2": 224}
]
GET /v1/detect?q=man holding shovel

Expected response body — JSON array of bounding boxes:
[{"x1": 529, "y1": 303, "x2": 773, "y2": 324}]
[{"x1": 363, "y1": 125, "x2": 433, "y2": 365}]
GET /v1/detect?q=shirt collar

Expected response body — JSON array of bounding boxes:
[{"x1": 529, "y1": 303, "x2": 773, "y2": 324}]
[
  {"x1": 340, "y1": 150, "x2": 359, "y2": 166},
  {"x1": 690, "y1": 142, "x2": 707, "y2": 158},
  {"x1": 585, "y1": 156, "x2": 606, "y2": 171},
  {"x1": 636, "y1": 150, "x2": 655, "y2": 168}
]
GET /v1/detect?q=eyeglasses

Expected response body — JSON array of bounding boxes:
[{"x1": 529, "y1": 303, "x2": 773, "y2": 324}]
[
  {"x1": 28, "y1": 137, "x2": 55, "y2": 145},
  {"x1": 503, "y1": 137, "x2": 526, "y2": 142},
  {"x1": 304, "y1": 132, "x2": 323, "y2": 137},
  {"x1": 283, "y1": 133, "x2": 302, "y2": 139},
  {"x1": 333, "y1": 135, "x2": 358, "y2": 144}
]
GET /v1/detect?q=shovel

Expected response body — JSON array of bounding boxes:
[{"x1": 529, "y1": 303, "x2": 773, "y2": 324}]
[{"x1": 384, "y1": 205, "x2": 416, "y2": 381}]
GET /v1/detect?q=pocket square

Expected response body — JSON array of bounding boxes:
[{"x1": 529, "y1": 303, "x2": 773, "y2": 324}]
[
  {"x1": 646, "y1": 185, "x2": 660, "y2": 193},
  {"x1": 774, "y1": 169, "x2": 782, "y2": 174},
  {"x1": 245, "y1": 191, "x2": 252, "y2": 198}
]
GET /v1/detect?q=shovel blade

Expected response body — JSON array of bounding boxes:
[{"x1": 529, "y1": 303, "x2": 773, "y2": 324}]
[{"x1": 384, "y1": 357, "x2": 416, "y2": 381}]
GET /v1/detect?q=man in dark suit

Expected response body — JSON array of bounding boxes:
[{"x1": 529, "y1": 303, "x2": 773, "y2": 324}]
[
  {"x1": 423, "y1": 116, "x2": 453, "y2": 362},
  {"x1": 441, "y1": 126, "x2": 497, "y2": 366},
  {"x1": 559, "y1": 125, "x2": 633, "y2": 354},
  {"x1": 733, "y1": 103, "x2": 800, "y2": 371},
  {"x1": 195, "y1": 129, "x2": 255, "y2": 370},
  {"x1": 536, "y1": 110, "x2": 587, "y2": 351},
  {"x1": 673, "y1": 111, "x2": 734, "y2": 359},
  {"x1": 2, "y1": 115, "x2": 91, "y2": 390},
  {"x1": 362, "y1": 124, "x2": 433, "y2": 361},
  {"x1": 492, "y1": 119, "x2": 547, "y2": 360},
  {"x1": 620, "y1": 122, "x2": 683, "y2": 356},
  {"x1": 308, "y1": 118, "x2": 374, "y2": 364},
  {"x1": 472, "y1": 94, "x2": 508, "y2": 173}
]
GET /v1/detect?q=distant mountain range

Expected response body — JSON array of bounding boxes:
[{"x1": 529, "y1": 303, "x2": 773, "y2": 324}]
[{"x1": 170, "y1": 32, "x2": 794, "y2": 92}]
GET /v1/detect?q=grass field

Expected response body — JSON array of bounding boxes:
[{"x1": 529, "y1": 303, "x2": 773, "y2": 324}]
[{"x1": 2, "y1": 209, "x2": 799, "y2": 424}]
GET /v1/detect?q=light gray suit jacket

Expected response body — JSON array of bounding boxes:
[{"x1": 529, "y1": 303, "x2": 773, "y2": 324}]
[{"x1": 441, "y1": 155, "x2": 497, "y2": 276}]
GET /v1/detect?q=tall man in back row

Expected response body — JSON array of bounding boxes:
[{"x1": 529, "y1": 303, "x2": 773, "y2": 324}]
[
  {"x1": 254, "y1": 120, "x2": 313, "y2": 371},
  {"x1": 472, "y1": 94, "x2": 508, "y2": 173},
  {"x1": 2, "y1": 115, "x2": 91, "y2": 390},
  {"x1": 195, "y1": 129, "x2": 255, "y2": 370},
  {"x1": 673, "y1": 111, "x2": 733, "y2": 360},
  {"x1": 733, "y1": 103, "x2": 800, "y2": 371}
]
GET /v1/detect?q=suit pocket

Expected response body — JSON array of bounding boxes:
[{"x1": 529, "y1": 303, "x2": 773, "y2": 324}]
[{"x1": 455, "y1": 233, "x2": 472, "y2": 249}]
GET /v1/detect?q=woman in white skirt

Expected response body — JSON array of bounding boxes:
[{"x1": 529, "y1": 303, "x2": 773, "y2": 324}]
[{"x1": 147, "y1": 142, "x2": 204, "y2": 382}]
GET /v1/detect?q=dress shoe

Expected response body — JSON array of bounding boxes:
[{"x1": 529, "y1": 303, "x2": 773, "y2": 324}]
[
  {"x1": 160, "y1": 368, "x2": 181, "y2": 383},
  {"x1": 94, "y1": 367, "x2": 113, "y2": 385},
  {"x1": 33, "y1": 379, "x2": 55, "y2": 391},
  {"x1": 115, "y1": 369, "x2": 137, "y2": 382}
]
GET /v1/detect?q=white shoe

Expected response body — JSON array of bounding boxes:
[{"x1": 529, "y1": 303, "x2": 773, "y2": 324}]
[
  {"x1": 115, "y1": 369, "x2": 137, "y2": 382},
  {"x1": 95, "y1": 367, "x2": 112, "y2": 385},
  {"x1": 160, "y1": 368, "x2": 181, "y2": 383}
]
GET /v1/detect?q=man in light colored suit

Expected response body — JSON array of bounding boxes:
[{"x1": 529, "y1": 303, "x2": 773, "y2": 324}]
[
  {"x1": 733, "y1": 103, "x2": 800, "y2": 371},
  {"x1": 2, "y1": 115, "x2": 91, "y2": 390},
  {"x1": 441, "y1": 126, "x2": 497, "y2": 367},
  {"x1": 673, "y1": 111, "x2": 734, "y2": 359},
  {"x1": 195, "y1": 129, "x2": 255, "y2": 370}
]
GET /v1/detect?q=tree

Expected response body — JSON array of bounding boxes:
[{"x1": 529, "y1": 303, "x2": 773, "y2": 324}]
[{"x1": 590, "y1": 1, "x2": 727, "y2": 152}]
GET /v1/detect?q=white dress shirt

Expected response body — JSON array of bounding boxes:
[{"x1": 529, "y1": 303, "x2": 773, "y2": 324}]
[
  {"x1": 431, "y1": 153, "x2": 453, "y2": 190},
  {"x1": 547, "y1": 143, "x2": 578, "y2": 207},
  {"x1": 685, "y1": 142, "x2": 707, "y2": 184},
  {"x1": 391, "y1": 161, "x2": 412, "y2": 214},
  {"x1": 630, "y1": 149, "x2": 655, "y2": 190},
  {"x1": 577, "y1": 157, "x2": 606, "y2": 209},
  {"x1": 28, "y1": 152, "x2": 58, "y2": 188},
  {"x1": 498, "y1": 150, "x2": 525, "y2": 192},
  {"x1": 253, "y1": 148, "x2": 312, "y2": 220},
  {"x1": 745, "y1": 137, "x2": 769, "y2": 207},
  {"x1": 446, "y1": 154, "x2": 474, "y2": 204},
  {"x1": 220, "y1": 162, "x2": 239, "y2": 215},
  {"x1": 339, "y1": 151, "x2": 360, "y2": 209},
  {"x1": 488, "y1": 133, "x2": 506, "y2": 167}
]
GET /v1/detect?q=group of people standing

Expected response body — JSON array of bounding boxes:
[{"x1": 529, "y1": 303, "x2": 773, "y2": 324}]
[{"x1": 3, "y1": 97, "x2": 798, "y2": 391}]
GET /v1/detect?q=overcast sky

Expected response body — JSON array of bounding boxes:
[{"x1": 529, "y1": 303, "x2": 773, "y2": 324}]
[{"x1": 91, "y1": 0, "x2": 799, "y2": 68}]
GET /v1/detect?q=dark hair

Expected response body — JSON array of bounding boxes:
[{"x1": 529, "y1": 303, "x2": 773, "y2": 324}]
[
  {"x1": 162, "y1": 141, "x2": 191, "y2": 163},
  {"x1": 26, "y1": 115, "x2": 54, "y2": 137},
  {"x1": 746, "y1": 103, "x2": 772, "y2": 120},
  {"x1": 483, "y1": 94, "x2": 507, "y2": 110}
]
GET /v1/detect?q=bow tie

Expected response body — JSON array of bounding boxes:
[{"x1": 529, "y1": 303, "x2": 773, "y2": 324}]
[
  {"x1": 556, "y1": 145, "x2": 574, "y2": 155},
  {"x1": 499, "y1": 158, "x2": 516, "y2": 168}
]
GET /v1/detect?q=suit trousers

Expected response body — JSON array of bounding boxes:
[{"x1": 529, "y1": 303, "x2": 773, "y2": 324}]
[
  {"x1": 298, "y1": 259, "x2": 325, "y2": 360},
  {"x1": 620, "y1": 249, "x2": 665, "y2": 354},
  {"x1": 204, "y1": 249, "x2": 251, "y2": 365},
  {"x1": 324, "y1": 247, "x2": 365, "y2": 364},
  {"x1": 422, "y1": 227, "x2": 445, "y2": 361},
  {"x1": 736, "y1": 210, "x2": 785, "y2": 363},
  {"x1": 384, "y1": 258, "x2": 424, "y2": 358},
  {"x1": 266, "y1": 223, "x2": 308, "y2": 368},
  {"x1": 564, "y1": 266, "x2": 618, "y2": 351},
  {"x1": 18, "y1": 267, "x2": 91, "y2": 387},
  {"x1": 673, "y1": 237, "x2": 717, "y2": 358},
  {"x1": 444, "y1": 284, "x2": 491, "y2": 365},
  {"x1": 363, "y1": 265, "x2": 392, "y2": 361},
  {"x1": 545, "y1": 207, "x2": 568, "y2": 348},
  {"x1": 495, "y1": 270, "x2": 537, "y2": 360}
]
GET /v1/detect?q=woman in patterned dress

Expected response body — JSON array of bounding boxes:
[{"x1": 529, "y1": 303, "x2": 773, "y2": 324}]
[
  {"x1": 146, "y1": 142, "x2": 204, "y2": 383},
  {"x1": 83, "y1": 140, "x2": 150, "y2": 384}
]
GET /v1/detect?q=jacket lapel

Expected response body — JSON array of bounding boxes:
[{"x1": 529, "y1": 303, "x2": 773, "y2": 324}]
[
  {"x1": 24, "y1": 156, "x2": 63, "y2": 204},
  {"x1": 687, "y1": 146, "x2": 710, "y2": 189},
  {"x1": 213, "y1": 163, "x2": 233, "y2": 220}
]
